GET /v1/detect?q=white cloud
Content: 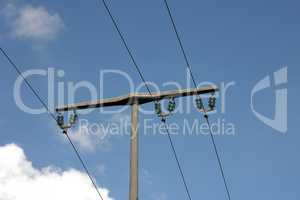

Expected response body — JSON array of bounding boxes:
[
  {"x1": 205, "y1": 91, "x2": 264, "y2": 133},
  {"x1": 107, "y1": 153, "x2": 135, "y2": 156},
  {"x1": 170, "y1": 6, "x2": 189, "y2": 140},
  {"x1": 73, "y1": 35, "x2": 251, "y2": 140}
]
[
  {"x1": 0, "y1": 143, "x2": 115, "y2": 200},
  {"x1": 110, "y1": 112, "x2": 130, "y2": 123},
  {"x1": 3, "y1": 3, "x2": 64, "y2": 41},
  {"x1": 68, "y1": 123, "x2": 112, "y2": 152},
  {"x1": 67, "y1": 112, "x2": 130, "y2": 152}
]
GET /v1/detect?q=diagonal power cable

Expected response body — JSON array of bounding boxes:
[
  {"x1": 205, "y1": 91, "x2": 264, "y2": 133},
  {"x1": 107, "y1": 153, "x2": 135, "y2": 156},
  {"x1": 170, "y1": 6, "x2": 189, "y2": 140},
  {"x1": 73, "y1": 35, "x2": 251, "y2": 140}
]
[
  {"x1": 0, "y1": 47, "x2": 105, "y2": 200},
  {"x1": 98, "y1": 1, "x2": 193, "y2": 199},
  {"x1": 162, "y1": 1, "x2": 232, "y2": 200},
  {"x1": 100, "y1": 0, "x2": 152, "y2": 95},
  {"x1": 163, "y1": 120, "x2": 192, "y2": 200}
]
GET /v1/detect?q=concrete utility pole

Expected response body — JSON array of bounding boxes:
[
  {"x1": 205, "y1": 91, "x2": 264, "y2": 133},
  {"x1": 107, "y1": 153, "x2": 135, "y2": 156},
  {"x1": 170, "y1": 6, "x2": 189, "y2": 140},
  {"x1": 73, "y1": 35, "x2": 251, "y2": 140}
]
[{"x1": 56, "y1": 86, "x2": 218, "y2": 200}]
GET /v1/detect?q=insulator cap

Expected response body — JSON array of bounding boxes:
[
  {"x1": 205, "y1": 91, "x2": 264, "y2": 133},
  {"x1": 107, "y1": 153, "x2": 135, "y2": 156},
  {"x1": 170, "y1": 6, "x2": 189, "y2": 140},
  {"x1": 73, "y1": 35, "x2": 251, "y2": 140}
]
[
  {"x1": 167, "y1": 98, "x2": 176, "y2": 112},
  {"x1": 195, "y1": 98, "x2": 204, "y2": 110},
  {"x1": 57, "y1": 115, "x2": 64, "y2": 127},
  {"x1": 208, "y1": 96, "x2": 216, "y2": 110},
  {"x1": 155, "y1": 102, "x2": 162, "y2": 115},
  {"x1": 69, "y1": 114, "x2": 76, "y2": 125}
]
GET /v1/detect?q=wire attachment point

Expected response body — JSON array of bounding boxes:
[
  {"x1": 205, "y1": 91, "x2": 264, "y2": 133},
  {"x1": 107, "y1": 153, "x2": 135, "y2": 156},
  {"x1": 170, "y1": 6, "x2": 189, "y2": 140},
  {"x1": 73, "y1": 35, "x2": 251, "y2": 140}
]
[
  {"x1": 195, "y1": 93, "x2": 217, "y2": 114},
  {"x1": 154, "y1": 99, "x2": 177, "y2": 122},
  {"x1": 56, "y1": 110, "x2": 78, "y2": 134}
]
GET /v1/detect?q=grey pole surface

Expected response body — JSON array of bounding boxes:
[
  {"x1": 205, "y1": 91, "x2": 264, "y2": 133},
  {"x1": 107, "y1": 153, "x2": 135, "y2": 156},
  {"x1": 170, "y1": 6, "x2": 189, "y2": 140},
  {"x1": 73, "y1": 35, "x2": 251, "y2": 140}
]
[{"x1": 129, "y1": 102, "x2": 139, "y2": 200}]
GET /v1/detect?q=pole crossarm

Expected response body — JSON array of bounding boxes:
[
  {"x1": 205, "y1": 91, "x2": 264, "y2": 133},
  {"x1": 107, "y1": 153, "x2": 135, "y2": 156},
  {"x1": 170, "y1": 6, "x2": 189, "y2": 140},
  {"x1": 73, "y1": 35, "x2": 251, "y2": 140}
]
[
  {"x1": 55, "y1": 86, "x2": 218, "y2": 112},
  {"x1": 54, "y1": 85, "x2": 218, "y2": 200}
]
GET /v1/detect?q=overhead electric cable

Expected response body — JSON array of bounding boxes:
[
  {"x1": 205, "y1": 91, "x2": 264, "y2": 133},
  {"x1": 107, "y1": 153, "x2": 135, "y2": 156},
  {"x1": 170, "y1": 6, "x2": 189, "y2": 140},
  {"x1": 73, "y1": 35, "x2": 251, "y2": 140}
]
[
  {"x1": 0, "y1": 47, "x2": 105, "y2": 200},
  {"x1": 65, "y1": 133, "x2": 105, "y2": 200},
  {"x1": 162, "y1": 1, "x2": 232, "y2": 200},
  {"x1": 163, "y1": 120, "x2": 193, "y2": 200},
  {"x1": 100, "y1": 0, "x2": 152, "y2": 95},
  {"x1": 0, "y1": 48, "x2": 57, "y2": 120},
  {"x1": 98, "y1": 1, "x2": 193, "y2": 199}
]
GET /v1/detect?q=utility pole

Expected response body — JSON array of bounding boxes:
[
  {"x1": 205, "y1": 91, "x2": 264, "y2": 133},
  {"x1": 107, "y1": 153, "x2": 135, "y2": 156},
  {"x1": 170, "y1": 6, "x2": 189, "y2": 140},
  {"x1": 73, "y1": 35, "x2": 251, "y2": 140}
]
[{"x1": 56, "y1": 86, "x2": 218, "y2": 200}]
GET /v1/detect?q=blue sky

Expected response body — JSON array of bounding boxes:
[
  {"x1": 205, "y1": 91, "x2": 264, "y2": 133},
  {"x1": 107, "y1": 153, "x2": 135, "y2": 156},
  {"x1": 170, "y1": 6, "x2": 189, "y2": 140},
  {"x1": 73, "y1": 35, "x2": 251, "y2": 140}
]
[{"x1": 0, "y1": 0, "x2": 299, "y2": 200}]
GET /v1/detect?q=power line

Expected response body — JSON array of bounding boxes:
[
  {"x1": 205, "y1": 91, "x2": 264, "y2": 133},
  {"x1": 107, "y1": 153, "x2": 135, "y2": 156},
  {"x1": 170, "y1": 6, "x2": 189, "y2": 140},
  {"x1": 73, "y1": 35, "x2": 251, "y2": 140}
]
[
  {"x1": 163, "y1": 120, "x2": 192, "y2": 200},
  {"x1": 205, "y1": 116, "x2": 232, "y2": 200},
  {"x1": 162, "y1": 0, "x2": 198, "y2": 89},
  {"x1": 65, "y1": 133, "x2": 104, "y2": 200},
  {"x1": 0, "y1": 47, "x2": 56, "y2": 120},
  {"x1": 100, "y1": 0, "x2": 152, "y2": 95},
  {"x1": 0, "y1": 47, "x2": 105, "y2": 200},
  {"x1": 99, "y1": 1, "x2": 193, "y2": 199},
  {"x1": 162, "y1": 1, "x2": 232, "y2": 200}
]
